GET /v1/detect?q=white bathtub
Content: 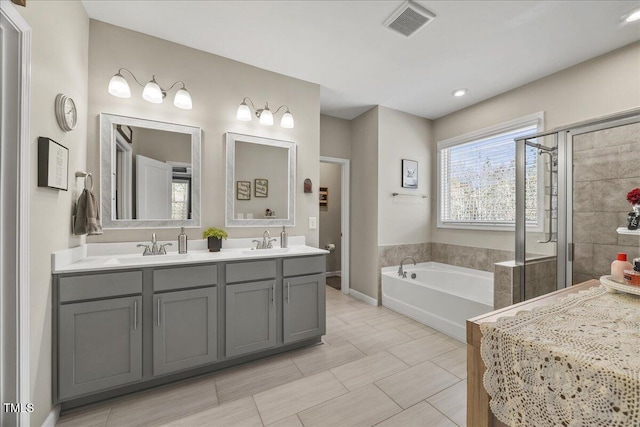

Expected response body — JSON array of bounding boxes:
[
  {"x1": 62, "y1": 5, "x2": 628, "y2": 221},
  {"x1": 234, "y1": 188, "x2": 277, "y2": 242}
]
[{"x1": 381, "y1": 262, "x2": 494, "y2": 342}]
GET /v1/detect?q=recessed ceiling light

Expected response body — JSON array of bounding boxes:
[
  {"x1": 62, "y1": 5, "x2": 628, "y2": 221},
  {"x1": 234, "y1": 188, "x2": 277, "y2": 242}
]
[
  {"x1": 623, "y1": 8, "x2": 640, "y2": 22},
  {"x1": 452, "y1": 88, "x2": 468, "y2": 97}
]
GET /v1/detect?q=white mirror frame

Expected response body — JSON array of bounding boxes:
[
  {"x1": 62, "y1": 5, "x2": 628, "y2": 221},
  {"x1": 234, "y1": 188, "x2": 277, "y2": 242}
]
[
  {"x1": 225, "y1": 132, "x2": 296, "y2": 227},
  {"x1": 100, "y1": 113, "x2": 201, "y2": 229}
]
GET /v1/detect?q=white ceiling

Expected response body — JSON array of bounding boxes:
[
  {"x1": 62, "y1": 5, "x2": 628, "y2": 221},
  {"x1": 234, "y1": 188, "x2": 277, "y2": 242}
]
[{"x1": 82, "y1": 1, "x2": 640, "y2": 120}]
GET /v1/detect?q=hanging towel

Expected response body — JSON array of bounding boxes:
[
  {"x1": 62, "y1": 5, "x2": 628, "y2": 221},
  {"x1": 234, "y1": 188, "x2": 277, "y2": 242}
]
[{"x1": 74, "y1": 188, "x2": 103, "y2": 235}]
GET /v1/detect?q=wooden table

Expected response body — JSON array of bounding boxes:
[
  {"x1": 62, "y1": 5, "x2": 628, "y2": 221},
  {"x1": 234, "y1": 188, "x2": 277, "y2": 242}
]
[{"x1": 466, "y1": 280, "x2": 600, "y2": 427}]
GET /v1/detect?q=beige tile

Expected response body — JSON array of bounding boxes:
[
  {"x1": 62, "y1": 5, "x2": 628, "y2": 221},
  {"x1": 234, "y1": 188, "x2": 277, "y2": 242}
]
[
  {"x1": 158, "y1": 396, "x2": 262, "y2": 427},
  {"x1": 331, "y1": 322, "x2": 380, "y2": 340},
  {"x1": 394, "y1": 322, "x2": 437, "y2": 339},
  {"x1": 330, "y1": 351, "x2": 408, "y2": 391},
  {"x1": 253, "y1": 371, "x2": 347, "y2": 425},
  {"x1": 214, "y1": 355, "x2": 303, "y2": 403},
  {"x1": 435, "y1": 332, "x2": 466, "y2": 350},
  {"x1": 349, "y1": 329, "x2": 412, "y2": 355},
  {"x1": 432, "y1": 348, "x2": 467, "y2": 379},
  {"x1": 326, "y1": 315, "x2": 346, "y2": 329},
  {"x1": 387, "y1": 335, "x2": 458, "y2": 366},
  {"x1": 266, "y1": 415, "x2": 303, "y2": 427},
  {"x1": 375, "y1": 401, "x2": 456, "y2": 427},
  {"x1": 298, "y1": 384, "x2": 401, "y2": 427},
  {"x1": 292, "y1": 342, "x2": 364, "y2": 376},
  {"x1": 336, "y1": 307, "x2": 389, "y2": 324},
  {"x1": 427, "y1": 380, "x2": 467, "y2": 427},
  {"x1": 105, "y1": 374, "x2": 218, "y2": 427},
  {"x1": 57, "y1": 407, "x2": 111, "y2": 427},
  {"x1": 365, "y1": 314, "x2": 413, "y2": 331},
  {"x1": 375, "y1": 361, "x2": 460, "y2": 409}
]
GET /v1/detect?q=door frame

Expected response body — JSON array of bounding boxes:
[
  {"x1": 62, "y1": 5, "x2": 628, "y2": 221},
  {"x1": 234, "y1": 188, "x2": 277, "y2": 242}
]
[
  {"x1": 0, "y1": 1, "x2": 31, "y2": 425},
  {"x1": 319, "y1": 156, "x2": 350, "y2": 295}
]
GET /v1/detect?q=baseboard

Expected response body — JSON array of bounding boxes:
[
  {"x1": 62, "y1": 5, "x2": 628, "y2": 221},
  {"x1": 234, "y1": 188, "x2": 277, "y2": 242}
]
[
  {"x1": 326, "y1": 271, "x2": 341, "y2": 277},
  {"x1": 349, "y1": 289, "x2": 378, "y2": 306},
  {"x1": 42, "y1": 405, "x2": 60, "y2": 427}
]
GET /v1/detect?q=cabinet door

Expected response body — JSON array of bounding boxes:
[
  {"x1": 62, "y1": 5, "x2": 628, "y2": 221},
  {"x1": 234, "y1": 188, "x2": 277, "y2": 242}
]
[
  {"x1": 225, "y1": 280, "x2": 277, "y2": 357},
  {"x1": 153, "y1": 287, "x2": 218, "y2": 376},
  {"x1": 283, "y1": 274, "x2": 326, "y2": 344},
  {"x1": 59, "y1": 296, "x2": 142, "y2": 400}
]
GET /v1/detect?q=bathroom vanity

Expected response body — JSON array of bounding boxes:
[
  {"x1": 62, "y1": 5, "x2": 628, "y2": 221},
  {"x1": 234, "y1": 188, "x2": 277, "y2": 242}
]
[{"x1": 52, "y1": 242, "x2": 326, "y2": 409}]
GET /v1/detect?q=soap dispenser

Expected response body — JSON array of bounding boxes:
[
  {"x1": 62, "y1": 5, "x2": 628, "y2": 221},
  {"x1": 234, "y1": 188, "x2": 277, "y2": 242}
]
[
  {"x1": 178, "y1": 227, "x2": 188, "y2": 254},
  {"x1": 280, "y1": 226, "x2": 288, "y2": 248}
]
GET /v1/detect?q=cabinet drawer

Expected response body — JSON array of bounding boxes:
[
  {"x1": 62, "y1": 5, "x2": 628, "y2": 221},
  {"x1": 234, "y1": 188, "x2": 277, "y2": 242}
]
[
  {"x1": 283, "y1": 256, "x2": 325, "y2": 277},
  {"x1": 153, "y1": 265, "x2": 217, "y2": 292},
  {"x1": 59, "y1": 271, "x2": 142, "y2": 303},
  {"x1": 226, "y1": 260, "x2": 276, "y2": 284}
]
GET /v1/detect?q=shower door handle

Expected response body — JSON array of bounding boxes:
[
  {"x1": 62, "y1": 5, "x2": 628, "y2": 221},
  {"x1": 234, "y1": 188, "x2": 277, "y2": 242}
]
[{"x1": 538, "y1": 151, "x2": 554, "y2": 244}]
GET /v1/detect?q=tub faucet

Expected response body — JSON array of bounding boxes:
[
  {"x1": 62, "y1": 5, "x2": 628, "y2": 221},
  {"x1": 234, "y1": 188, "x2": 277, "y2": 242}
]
[{"x1": 398, "y1": 257, "x2": 417, "y2": 278}]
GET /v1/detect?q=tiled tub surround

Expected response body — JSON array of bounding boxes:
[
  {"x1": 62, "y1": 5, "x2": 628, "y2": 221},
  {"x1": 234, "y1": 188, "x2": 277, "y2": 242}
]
[
  {"x1": 494, "y1": 256, "x2": 557, "y2": 309},
  {"x1": 572, "y1": 122, "x2": 640, "y2": 284}
]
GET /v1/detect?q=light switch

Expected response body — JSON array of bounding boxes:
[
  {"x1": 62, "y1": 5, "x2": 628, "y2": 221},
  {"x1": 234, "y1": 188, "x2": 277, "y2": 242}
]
[{"x1": 309, "y1": 216, "x2": 317, "y2": 229}]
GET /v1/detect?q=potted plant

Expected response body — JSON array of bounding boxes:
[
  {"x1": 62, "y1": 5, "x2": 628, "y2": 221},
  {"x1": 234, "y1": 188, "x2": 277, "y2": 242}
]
[
  {"x1": 203, "y1": 227, "x2": 228, "y2": 252},
  {"x1": 626, "y1": 188, "x2": 640, "y2": 230}
]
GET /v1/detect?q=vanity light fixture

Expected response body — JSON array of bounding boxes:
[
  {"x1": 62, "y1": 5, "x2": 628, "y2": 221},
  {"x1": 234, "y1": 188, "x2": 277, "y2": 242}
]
[
  {"x1": 236, "y1": 97, "x2": 294, "y2": 129},
  {"x1": 452, "y1": 88, "x2": 468, "y2": 97},
  {"x1": 108, "y1": 68, "x2": 193, "y2": 110}
]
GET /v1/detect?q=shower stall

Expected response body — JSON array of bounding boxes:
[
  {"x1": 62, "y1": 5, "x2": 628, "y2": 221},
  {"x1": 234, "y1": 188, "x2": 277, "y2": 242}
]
[{"x1": 514, "y1": 108, "x2": 640, "y2": 302}]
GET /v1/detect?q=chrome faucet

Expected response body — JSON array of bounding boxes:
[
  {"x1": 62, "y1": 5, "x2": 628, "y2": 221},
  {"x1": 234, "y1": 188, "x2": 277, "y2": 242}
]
[
  {"x1": 252, "y1": 231, "x2": 278, "y2": 250},
  {"x1": 398, "y1": 256, "x2": 417, "y2": 278},
  {"x1": 137, "y1": 233, "x2": 172, "y2": 256}
]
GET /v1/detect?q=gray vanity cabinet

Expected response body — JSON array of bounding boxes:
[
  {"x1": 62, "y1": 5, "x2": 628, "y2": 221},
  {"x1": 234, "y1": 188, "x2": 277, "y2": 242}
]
[
  {"x1": 283, "y1": 273, "x2": 326, "y2": 344},
  {"x1": 225, "y1": 280, "x2": 277, "y2": 357},
  {"x1": 153, "y1": 287, "x2": 218, "y2": 376},
  {"x1": 58, "y1": 295, "x2": 143, "y2": 400}
]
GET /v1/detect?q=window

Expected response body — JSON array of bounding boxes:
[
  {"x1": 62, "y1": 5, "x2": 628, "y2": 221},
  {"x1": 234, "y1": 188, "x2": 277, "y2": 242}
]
[{"x1": 437, "y1": 114, "x2": 543, "y2": 229}]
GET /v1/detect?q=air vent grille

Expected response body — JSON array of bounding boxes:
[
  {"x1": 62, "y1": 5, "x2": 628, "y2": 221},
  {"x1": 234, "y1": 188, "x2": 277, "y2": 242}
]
[{"x1": 384, "y1": 1, "x2": 436, "y2": 38}]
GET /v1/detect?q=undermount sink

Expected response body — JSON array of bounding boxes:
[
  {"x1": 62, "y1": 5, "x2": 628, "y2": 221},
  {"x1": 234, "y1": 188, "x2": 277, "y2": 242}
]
[
  {"x1": 103, "y1": 253, "x2": 207, "y2": 266},
  {"x1": 240, "y1": 248, "x2": 291, "y2": 256}
]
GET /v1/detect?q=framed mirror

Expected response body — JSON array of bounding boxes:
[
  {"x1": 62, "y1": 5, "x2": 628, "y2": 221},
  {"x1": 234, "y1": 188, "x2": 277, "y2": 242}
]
[
  {"x1": 226, "y1": 133, "x2": 296, "y2": 227},
  {"x1": 100, "y1": 113, "x2": 201, "y2": 229}
]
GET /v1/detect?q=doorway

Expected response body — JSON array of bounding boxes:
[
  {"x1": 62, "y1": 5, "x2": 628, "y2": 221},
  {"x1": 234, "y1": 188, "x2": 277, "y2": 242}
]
[{"x1": 319, "y1": 156, "x2": 350, "y2": 295}]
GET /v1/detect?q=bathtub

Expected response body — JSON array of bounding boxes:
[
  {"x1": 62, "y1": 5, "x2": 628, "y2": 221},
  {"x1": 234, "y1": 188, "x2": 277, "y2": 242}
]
[{"x1": 381, "y1": 262, "x2": 493, "y2": 342}]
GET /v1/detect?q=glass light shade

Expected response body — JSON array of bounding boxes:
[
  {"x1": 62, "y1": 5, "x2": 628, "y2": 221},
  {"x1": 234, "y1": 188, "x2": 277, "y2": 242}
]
[
  {"x1": 280, "y1": 111, "x2": 294, "y2": 128},
  {"x1": 626, "y1": 9, "x2": 640, "y2": 22},
  {"x1": 259, "y1": 109, "x2": 274, "y2": 126},
  {"x1": 142, "y1": 80, "x2": 163, "y2": 104},
  {"x1": 108, "y1": 74, "x2": 131, "y2": 98},
  {"x1": 174, "y1": 88, "x2": 192, "y2": 110},
  {"x1": 236, "y1": 103, "x2": 252, "y2": 121}
]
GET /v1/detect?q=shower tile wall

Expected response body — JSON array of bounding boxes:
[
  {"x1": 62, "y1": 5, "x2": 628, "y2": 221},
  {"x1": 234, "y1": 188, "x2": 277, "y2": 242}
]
[
  {"x1": 431, "y1": 243, "x2": 514, "y2": 272},
  {"x1": 573, "y1": 122, "x2": 640, "y2": 284}
]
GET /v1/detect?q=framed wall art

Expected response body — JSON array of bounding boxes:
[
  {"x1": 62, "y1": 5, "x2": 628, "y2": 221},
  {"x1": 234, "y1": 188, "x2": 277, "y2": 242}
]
[
  {"x1": 236, "y1": 181, "x2": 251, "y2": 200},
  {"x1": 401, "y1": 159, "x2": 418, "y2": 189},
  {"x1": 254, "y1": 178, "x2": 268, "y2": 197},
  {"x1": 38, "y1": 137, "x2": 69, "y2": 191}
]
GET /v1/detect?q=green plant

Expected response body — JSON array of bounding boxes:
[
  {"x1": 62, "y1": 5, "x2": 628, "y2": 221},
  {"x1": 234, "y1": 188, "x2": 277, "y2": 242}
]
[{"x1": 202, "y1": 227, "x2": 228, "y2": 240}]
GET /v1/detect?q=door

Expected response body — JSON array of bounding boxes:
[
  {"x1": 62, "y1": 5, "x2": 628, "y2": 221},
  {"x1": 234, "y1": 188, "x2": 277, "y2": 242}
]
[
  {"x1": 136, "y1": 154, "x2": 171, "y2": 219},
  {"x1": 225, "y1": 280, "x2": 276, "y2": 357},
  {"x1": 283, "y1": 274, "x2": 326, "y2": 344},
  {"x1": 58, "y1": 296, "x2": 142, "y2": 400},
  {"x1": 153, "y1": 287, "x2": 217, "y2": 376}
]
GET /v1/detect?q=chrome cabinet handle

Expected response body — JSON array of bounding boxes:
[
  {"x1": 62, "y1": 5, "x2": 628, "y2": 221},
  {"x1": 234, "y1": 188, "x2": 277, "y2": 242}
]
[
  {"x1": 157, "y1": 298, "x2": 161, "y2": 326},
  {"x1": 133, "y1": 300, "x2": 138, "y2": 330},
  {"x1": 272, "y1": 283, "x2": 275, "y2": 306},
  {"x1": 287, "y1": 281, "x2": 290, "y2": 303}
]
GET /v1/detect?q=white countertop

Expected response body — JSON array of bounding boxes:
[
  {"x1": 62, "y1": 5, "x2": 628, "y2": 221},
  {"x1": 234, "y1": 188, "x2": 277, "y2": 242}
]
[{"x1": 52, "y1": 237, "x2": 329, "y2": 274}]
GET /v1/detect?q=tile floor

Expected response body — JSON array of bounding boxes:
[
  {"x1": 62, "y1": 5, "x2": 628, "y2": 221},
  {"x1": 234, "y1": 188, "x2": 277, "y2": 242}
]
[{"x1": 56, "y1": 287, "x2": 467, "y2": 427}]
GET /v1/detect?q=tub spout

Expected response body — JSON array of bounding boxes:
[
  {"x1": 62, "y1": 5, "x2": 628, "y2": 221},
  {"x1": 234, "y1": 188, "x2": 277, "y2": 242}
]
[{"x1": 398, "y1": 256, "x2": 417, "y2": 277}]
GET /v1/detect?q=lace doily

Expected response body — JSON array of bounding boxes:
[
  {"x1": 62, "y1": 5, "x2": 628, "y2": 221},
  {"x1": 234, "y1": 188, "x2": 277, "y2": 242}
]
[{"x1": 480, "y1": 286, "x2": 640, "y2": 427}]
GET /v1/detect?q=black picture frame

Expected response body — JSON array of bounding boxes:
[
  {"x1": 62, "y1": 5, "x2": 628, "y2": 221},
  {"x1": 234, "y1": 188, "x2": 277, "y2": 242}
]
[
  {"x1": 236, "y1": 181, "x2": 251, "y2": 200},
  {"x1": 401, "y1": 159, "x2": 418, "y2": 189},
  {"x1": 38, "y1": 137, "x2": 69, "y2": 191},
  {"x1": 254, "y1": 178, "x2": 268, "y2": 197}
]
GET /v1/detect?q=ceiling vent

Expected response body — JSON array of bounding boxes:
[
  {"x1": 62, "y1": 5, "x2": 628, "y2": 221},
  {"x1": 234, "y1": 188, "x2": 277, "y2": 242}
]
[{"x1": 384, "y1": 1, "x2": 436, "y2": 38}]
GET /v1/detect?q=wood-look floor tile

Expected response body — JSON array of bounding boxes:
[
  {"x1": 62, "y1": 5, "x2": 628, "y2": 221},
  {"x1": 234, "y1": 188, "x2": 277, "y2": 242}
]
[
  {"x1": 292, "y1": 342, "x2": 364, "y2": 376},
  {"x1": 158, "y1": 396, "x2": 262, "y2": 427},
  {"x1": 326, "y1": 302, "x2": 357, "y2": 316},
  {"x1": 335, "y1": 308, "x2": 389, "y2": 324},
  {"x1": 331, "y1": 322, "x2": 379, "y2": 341},
  {"x1": 375, "y1": 361, "x2": 459, "y2": 409},
  {"x1": 431, "y1": 348, "x2": 467, "y2": 379},
  {"x1": 427, "y1": 380, "x2": 467, "y2": 427},
  {"x1": 266, "y1": 414, "x2": 303, "y2": 427},
  {"x1": 394, "y1": 322, "x2": 437, "y2": 339},
  {"x1": 387, "y1": 335, "x2": 458, "y2": 366},
  {"x1": 56, "y1": 407, "x2": 111, "y2": 427},
  {"x1": 365, "y1": 314, "x2": 413, "y2": 331},
  {"x1": 330, "y1": 351, "x2": 408, "y2": 391},
  {"x1": 298, "y1": 384, "x2": 401, "y2": 427},
  {"x1": 105, "y1": 374, "x2": 218, "y2": 427},
  {"x1": 326, "y1": 316, "x2": 347, "y2": 329},
  {"x1": 253, "y1": 371, "x2": 347, "y2": 425},
  {"x1": 349, "y1": 329, "x2": 413, "y2": 355},
  {"x1": 434, "y1": 332, "x2": 466, "y2": 349},
  {"x1": 374, "y1": 401, "x2": 457, "y2": 427}
]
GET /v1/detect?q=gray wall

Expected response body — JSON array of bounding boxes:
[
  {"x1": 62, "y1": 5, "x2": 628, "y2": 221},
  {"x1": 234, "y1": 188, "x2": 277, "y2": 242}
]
[
  {"x1": 319, "y1": 162, "x2": 342, "y2": 273},
  {"x1": 320, "y1": 114, "x2": 351, "y2": 160}
]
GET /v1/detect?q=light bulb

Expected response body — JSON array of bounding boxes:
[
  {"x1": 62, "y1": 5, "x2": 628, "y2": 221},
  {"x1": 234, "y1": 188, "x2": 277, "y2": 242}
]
[
  {"x1": 451, "y1": 88, "x2": 468, "y2": 97},
  {"x1": 236, "y1": 102, "x2": 252, "y2": 121},
  {"x1": 174, "y1": 88, "x2": 192, "y2": 110},
  {"x1": 108, "y1": 73, "x2": 131, "y2": 98},
  {"x1": 625, "y1": 9, "x2": 640, "y2": 22},
  {"x1": 143, "y1": 78, "x2": 163, "y2": 104},
  {"x1": 259, "y1": 108, "x2": 274, "y2": 126},
  {"x1": 280, "y1": 111, "x2": 294, "y2": 128}
]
